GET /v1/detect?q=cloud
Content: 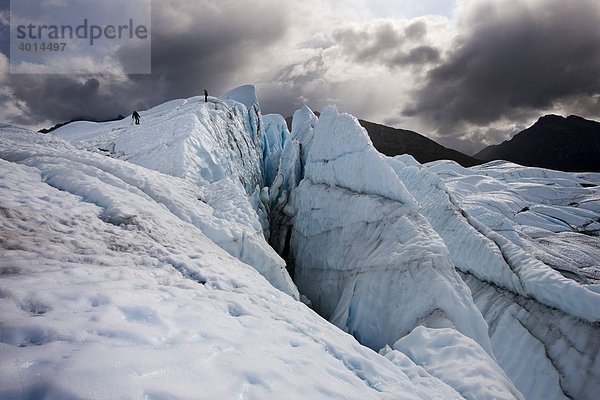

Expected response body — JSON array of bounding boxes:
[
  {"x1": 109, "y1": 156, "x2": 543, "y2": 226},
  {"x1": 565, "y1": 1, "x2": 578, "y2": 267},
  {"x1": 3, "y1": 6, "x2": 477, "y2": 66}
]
[
  {"x1": 0, "y1": 0, "x2": 598, "y2": 156},
  {"x1": 142, "y1": 0, "x2": 288, "y2": 98},
  {"x1": 259, "y1": 54, "x2": 336, "y2": 119},
  {"x1": 0, "y1": 0, "x2": 290, "y2": 127},
  {"x1": 405, "y1": 0, "x2": 600, "y2": 136},
  {"x1": 332, "y1": 20, "x2": 441, "y2": 68}
]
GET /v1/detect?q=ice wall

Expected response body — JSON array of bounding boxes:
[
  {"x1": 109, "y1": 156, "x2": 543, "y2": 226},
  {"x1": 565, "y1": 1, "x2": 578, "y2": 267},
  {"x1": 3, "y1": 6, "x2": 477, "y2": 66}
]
[{"x1": 263, "y1": 113, "x2": 290, "y2": 188}]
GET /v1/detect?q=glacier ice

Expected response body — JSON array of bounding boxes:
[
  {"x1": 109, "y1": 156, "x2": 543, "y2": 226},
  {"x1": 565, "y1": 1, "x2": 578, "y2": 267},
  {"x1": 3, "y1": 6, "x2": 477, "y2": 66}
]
[
  {"x1": 462, "y1": 273, "x2": 599, "y2": 400},
  {"x1": 305, "y1": 106, "x2": 417, "y2": 207},
  {"x1": 426, "y1": 159, "x2": 600, "y2": 399},
  {"x1": 2, "y1": 85, "x2": 599, "y2": 399},
  {"x1": 262, "y1": 113, "x2": 290, "y2": 188}
]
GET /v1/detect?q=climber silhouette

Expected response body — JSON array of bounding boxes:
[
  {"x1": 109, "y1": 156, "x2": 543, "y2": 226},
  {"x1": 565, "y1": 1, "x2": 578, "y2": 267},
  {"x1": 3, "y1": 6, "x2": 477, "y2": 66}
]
[
  {"x1": 204, "y1": 89, "x2": 208, "y2": 103},
  {"x1": 132, "y1": 110, "x2": 140, "y2": 125}
]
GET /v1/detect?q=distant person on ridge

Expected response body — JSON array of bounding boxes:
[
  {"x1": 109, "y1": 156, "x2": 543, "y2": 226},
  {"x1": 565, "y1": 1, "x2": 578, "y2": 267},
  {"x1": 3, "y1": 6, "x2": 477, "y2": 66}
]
[
  {"x1": 204, "y1": 89, "x2": 208, "y2": 103},
  {"x1": 132, "y1": 110, "x2": 140, "y2": 125}
]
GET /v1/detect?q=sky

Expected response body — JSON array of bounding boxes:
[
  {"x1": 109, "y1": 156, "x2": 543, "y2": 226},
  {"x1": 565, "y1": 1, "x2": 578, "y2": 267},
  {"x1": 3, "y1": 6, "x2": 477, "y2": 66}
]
[{"x1": 1, "y1": 0, "x2": 599, "y2": 155}]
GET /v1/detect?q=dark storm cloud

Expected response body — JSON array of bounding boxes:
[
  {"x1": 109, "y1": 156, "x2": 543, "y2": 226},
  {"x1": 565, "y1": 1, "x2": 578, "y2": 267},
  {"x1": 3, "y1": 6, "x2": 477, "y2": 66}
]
[
  {"x1": 137, "y1": 0, "x2": 288, "y2": 101},
  {"x1": 332, "y1": 20, "x2": 440, "y2": 68},
  {"x1": 0, "y1": 0, "x2": 8, "y2": 56},
  {"x1": 1, "y1": 0, "x2": 290, "y2": 126},
  {"x1": 403, "y1": 21, "x2": 427, "y2": 41},
  {"x1": 405, "y1": 0, "x2": 600, "y2": 133},
  {"x1": 391, "y1": 45, "x2": 440, "y2": 66},
  {"x1": 14, "y1": 76, "x2": 101, "y2": 116}
]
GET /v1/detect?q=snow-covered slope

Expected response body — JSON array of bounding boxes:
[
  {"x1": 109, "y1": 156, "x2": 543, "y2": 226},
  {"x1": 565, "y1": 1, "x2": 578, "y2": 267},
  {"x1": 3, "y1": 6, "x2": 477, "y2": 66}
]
[
  {"x1": 2, "y1": 85, "x2": 598, "y2": 399},
  {"x1": 53, "y1": 86, "x2": 264, "y2": 194},
  {"x1": 52, "y1": 86, "x2": 297, "y2": 299}
]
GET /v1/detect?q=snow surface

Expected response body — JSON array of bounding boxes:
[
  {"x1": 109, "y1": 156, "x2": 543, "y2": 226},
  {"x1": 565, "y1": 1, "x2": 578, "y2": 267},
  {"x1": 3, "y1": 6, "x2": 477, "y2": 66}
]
[
  {"x1": 2, "y1": 85, "x2": 599, "y2": 399},
  {"x1": 388, "y1": 326, "x2": 523, "y2": 400}
]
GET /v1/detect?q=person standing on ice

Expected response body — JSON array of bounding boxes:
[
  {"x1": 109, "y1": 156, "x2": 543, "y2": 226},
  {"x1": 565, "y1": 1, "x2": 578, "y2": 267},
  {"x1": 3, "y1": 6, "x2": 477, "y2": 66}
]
[
  {"x1": 132, "y1": 110, "x2": 140, "y2": 125},
  {"x1": 204, "y1": 89, "x2": 208, "y2": 102}
]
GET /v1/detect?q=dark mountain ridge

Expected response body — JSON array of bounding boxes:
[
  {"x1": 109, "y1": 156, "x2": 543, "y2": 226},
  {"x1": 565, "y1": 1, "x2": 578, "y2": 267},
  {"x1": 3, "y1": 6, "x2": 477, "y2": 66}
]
[
  {"x1": 39, "y1": 115, "x2": 126, "y2": 134},
  {"x1": 475, "y1": 115, "x2": 600, "y2": 172},
  {"x1": 358, "y1": 119, "x2": 482, "y2": 167}
]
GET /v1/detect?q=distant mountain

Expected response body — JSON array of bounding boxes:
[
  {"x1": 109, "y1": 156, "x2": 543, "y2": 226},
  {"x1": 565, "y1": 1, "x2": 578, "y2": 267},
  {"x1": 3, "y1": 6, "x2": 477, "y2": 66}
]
[
  {"x1": 475, "y1": 115, "x2": 600, "y2": 172},
  {"x1": 286, "y1": 114, "x2": 482, "y2": 167},
  {"x1": 39, "y1": 115, "x2": 126, "y2": 133},
  {"x1": 358, "y1": 119, "x2": 482, "y2": 167}
]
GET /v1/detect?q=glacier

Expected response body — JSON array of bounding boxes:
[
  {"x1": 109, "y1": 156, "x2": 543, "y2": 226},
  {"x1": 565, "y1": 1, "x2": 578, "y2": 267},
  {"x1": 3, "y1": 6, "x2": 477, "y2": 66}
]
[{"x1": 1, "y1": 85, "x2": 599, "y2": 399}]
